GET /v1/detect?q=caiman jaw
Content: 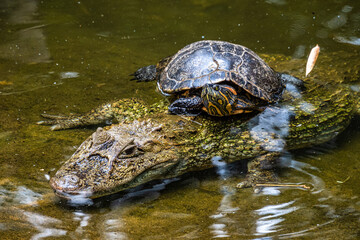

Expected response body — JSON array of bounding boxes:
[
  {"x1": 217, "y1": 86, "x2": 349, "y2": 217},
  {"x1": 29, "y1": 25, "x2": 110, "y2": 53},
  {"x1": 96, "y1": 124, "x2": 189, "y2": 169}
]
[
  {"x1": 50, "y1": 153, "x2": 179, "y2": 200},
  {"x1": 48, "y1": 114, "x2": 197, "y2": 200},
  {"x1": 49, "y1": 121, "x2": 179, "y2": 200}
]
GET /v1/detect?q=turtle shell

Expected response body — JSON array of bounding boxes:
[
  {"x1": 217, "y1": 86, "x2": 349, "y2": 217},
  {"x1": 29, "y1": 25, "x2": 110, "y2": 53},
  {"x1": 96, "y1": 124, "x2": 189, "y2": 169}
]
[{"x1": 158, "y1": 40, "x2": 282, "y2": 102}]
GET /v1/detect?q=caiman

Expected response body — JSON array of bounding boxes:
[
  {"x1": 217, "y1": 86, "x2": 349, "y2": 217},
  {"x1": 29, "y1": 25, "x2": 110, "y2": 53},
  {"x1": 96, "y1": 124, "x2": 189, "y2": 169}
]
[{"x1": 38, "y1": 54, "x2": 360, "y2": 200}]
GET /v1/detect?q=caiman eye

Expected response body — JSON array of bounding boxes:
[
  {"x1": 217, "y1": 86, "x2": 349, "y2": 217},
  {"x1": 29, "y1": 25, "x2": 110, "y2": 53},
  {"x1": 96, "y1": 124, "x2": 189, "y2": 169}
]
[
  {"x1": 122, "y1": 145, "x2": 138, "y2": 156},
  {"x1": 117, "y1": 138, "x2": 141, "y2": 158}
]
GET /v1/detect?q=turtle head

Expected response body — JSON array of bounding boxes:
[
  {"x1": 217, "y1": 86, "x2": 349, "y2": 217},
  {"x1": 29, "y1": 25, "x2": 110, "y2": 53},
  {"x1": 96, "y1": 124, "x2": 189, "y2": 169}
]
[{"x1": 201, "y1": 84, "x2": 238, "y2": 116}]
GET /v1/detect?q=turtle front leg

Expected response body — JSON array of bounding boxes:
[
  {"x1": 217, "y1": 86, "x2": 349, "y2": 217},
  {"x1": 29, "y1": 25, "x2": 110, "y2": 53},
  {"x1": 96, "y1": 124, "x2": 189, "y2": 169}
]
[
  {"x1": 237, "y1": 152, "x2": 279, "y2": 189},
  {"x1": 168, "y1": 96, "x2": 203, "y2": 115}
]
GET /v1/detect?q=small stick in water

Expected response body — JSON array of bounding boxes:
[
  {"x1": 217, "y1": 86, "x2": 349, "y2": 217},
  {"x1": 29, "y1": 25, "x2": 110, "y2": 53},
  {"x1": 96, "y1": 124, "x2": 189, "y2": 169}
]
[
  {"x1": 255, "y1": 183, "x2": 311, "y2": 190},
  {"x1": 306, "y1": 44, "x2": 320, "y2": 77}
]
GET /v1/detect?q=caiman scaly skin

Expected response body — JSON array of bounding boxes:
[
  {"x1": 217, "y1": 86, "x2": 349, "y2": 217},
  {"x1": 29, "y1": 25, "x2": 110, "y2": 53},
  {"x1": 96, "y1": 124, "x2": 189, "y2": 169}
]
[{"x1": 38, "y1": 79, "x2": 358, "y2": 199}]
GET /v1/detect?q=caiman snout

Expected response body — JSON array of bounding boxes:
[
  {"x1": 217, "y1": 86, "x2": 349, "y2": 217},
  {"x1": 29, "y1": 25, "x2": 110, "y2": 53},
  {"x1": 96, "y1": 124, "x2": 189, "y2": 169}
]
[{"x1": 50, "y1": 174, "x2": 80, "y2": 192}]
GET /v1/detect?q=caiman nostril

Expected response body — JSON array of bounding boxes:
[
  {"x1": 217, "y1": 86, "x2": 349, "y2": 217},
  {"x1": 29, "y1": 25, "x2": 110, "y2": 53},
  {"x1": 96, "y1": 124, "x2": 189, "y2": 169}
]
[{"x1": 51, "y1": 174, "x2": 80, "y2": 191}]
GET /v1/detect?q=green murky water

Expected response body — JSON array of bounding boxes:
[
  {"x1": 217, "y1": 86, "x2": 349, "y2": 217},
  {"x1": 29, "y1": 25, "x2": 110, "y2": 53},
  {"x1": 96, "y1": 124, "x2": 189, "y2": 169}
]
[{"x1": 0, "y1": 0, "x2": 359, "y2": 239}]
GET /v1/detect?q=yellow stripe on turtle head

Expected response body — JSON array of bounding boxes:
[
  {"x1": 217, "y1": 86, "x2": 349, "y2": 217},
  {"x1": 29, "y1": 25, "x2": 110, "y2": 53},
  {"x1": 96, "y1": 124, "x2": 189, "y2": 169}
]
[
  {"x1": 226, "y1": 103, "x2": 233, "y2": 114},
  {"x1": 202, "y1": 84, "x2": 239, "y2": 116},
  {"x1": 207, "y1": 102, "x2": 224, "y2": 116}
]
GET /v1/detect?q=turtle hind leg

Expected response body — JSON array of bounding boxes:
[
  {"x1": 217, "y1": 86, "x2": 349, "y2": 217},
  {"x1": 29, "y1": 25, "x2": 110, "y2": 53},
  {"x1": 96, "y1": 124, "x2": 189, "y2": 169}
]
[
  {"x1": 168, "y1": 96, "x2": 203, "y2": 116},
  {"x1": 278, "y1": 73, "x2": 305, "y2": 90},
  {"x1": 131, "y1": 65, "x2": 157, "y2": 82},
  {"x1": 237, "y1": 152, "x2": 280, "y2": 189}
]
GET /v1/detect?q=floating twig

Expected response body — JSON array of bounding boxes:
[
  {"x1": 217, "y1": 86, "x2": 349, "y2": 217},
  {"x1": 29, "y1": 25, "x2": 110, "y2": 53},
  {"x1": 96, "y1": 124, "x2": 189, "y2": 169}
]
[
  {"x1": 255, "y1": 183, "x2": 311, "y2": 190},
  {"x1": 336, "y1": 176, "x2": 350, "y2": 184}
]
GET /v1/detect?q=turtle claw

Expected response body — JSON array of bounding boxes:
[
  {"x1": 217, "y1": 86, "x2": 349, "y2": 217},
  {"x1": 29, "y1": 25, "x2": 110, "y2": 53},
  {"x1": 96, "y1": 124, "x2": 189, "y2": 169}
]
[{"x1": 36, "y1": 120, "x2": 54, "y2": 125}]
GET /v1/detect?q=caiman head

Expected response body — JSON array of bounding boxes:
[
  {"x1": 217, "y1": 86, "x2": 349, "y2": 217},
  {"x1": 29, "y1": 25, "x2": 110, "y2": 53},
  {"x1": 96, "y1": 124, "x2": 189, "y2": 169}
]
[{"x1": 50, "y1": 120, "x2": 180, "y2": 199}]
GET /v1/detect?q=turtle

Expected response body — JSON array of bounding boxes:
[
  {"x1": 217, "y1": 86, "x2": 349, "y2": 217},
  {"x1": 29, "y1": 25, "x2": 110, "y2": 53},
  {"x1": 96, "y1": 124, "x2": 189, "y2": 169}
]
[{"x1": 132, "y1": 40, "x2": 302, "y2": 116}]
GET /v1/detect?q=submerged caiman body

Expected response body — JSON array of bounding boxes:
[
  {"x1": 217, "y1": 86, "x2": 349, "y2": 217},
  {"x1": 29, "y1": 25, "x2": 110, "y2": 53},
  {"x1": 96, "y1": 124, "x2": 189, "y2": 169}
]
[{"x1": 39, "y1": 54, "x2": 360, "y2": 200}]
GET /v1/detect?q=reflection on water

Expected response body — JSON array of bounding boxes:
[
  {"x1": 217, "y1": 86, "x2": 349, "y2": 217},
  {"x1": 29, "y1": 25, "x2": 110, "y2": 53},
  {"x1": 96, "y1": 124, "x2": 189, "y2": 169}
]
[
  {"x1": 334, "y1": 36, "x2": 360, "y2": 46},
  {"x1": 255, "y1": 200, "x2": 298, "y2": 235},
  {"x1": 102, "y1": 219, "x2": 127, "y2": 240},
  {"x1": 65, "y1": 193, "x2": 94, "y2": 207},
  {"x1": 209, "y1": 139, "x2": 333, "y2": 239},
  {"x1": 23, "y1": 211, "x2": 67, "y2": 240},
  {"x1": 209, "y1": 186, "x2": 239, "y2": 238},
  {"x1": 13, "y1": 186, "x2": 42, "y2": 205},
  {"x1": 73, "y1": 211, "x2": 91, "y2": 235},
  {"x1": 210, "y1": 158, "x2": 239, "y2": 238},
  {"x1": 0, "y1": 183, "x2": 67, "y2": 239},
  {"x1": 0, "y1": 0, "x2": 55, "y2": 97},
  {"x1": 289, "y1": 159, "x2": 325, "y2": 192},
  {"x1": 320, "y1": 4, "x2": 360, "y2": 47},
  {"x1": 208, "y1": 148, "x2": 358, "y2": 239},
  {"x1": 0, "y1": 0, "x2": 51, "y2": 63},
  {"x1": 0, "y1": 183, "x2": 42, "y2": 207},
  {"x1": 1, "y1": 150, "x2": 359, "y2": 238},
  {"x1": 211, "y1": 156, "x2": 231, "y2": 180},
  {"x1": 249, "y1": 106, "x2": 291, "y2": 152}
]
